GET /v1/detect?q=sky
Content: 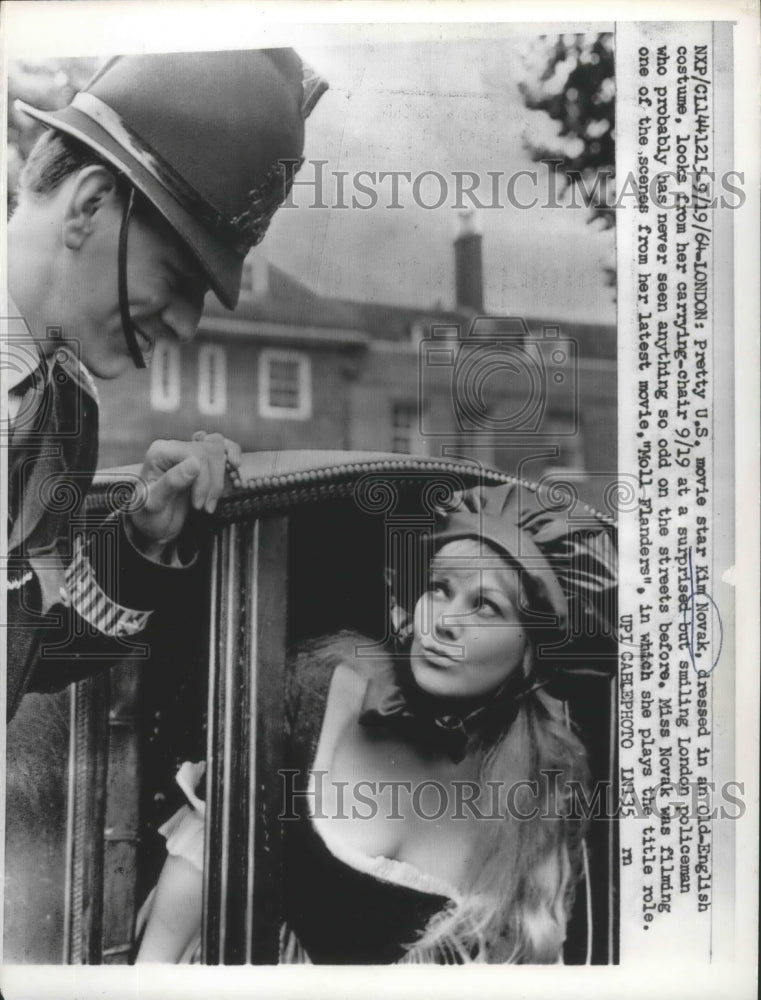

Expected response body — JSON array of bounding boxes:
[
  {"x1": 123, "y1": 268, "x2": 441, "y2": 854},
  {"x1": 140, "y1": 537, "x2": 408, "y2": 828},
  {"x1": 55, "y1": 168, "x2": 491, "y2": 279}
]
[{"x1": 261, "y1": 35, "x2": 616, "y2": 325}]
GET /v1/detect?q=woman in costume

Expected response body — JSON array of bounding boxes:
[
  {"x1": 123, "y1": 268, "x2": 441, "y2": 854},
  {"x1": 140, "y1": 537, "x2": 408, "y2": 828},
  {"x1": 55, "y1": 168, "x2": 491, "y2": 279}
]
[{"x1": 135, "y1": 482, "x2": 616, "y2": 963}]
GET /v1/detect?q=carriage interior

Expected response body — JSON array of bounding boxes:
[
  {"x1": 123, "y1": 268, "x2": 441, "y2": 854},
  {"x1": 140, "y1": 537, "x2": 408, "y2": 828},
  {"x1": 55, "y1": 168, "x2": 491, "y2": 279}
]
[{"x1": 5, "y1": 477, "x2": 617, "y2": 964}]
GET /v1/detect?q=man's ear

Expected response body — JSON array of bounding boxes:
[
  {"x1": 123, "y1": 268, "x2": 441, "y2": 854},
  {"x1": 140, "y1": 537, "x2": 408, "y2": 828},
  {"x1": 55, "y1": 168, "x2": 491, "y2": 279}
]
[{"x1": 62, "y1": 166, "x2": 119, "y2": 250}]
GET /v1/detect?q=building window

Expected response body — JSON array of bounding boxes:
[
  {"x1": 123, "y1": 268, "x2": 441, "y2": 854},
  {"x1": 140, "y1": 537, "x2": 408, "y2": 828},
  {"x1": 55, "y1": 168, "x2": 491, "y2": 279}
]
[
  {"x1": 150, "y1": 339, "x2": 180, "y2": 411},
  {"x1": 197, "y1": 345, "x2": 227, "y2": 416},
  {"x1": 258, "y1": 350, "x2": 312, "y2": 420},
  {"x1": 391, "y1": 401, "x2": 419, "y2": 454}
]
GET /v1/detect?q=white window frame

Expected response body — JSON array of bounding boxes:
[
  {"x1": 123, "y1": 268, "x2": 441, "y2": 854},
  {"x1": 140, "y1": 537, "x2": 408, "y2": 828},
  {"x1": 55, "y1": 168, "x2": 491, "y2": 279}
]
[
  {"x1": 197, "y1": 344, "x2": 228, "y2": 416},
  {"x1": 258, "y1": 349, "x2": 312, "y2": 421},
  {"x1": 150, "y1": 339, "x2": 181, "y2": 412}
]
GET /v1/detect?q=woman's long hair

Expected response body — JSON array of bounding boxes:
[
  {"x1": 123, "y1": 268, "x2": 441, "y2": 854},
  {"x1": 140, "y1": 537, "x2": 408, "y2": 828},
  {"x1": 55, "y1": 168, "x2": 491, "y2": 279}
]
[{"x1": 405, "y1": 677, "x2": 590, "y2": 964}]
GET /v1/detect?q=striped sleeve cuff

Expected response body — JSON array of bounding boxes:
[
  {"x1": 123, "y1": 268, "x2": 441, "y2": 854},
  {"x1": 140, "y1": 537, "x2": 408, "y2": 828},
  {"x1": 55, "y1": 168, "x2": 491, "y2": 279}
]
[{"x1": 64, "y1": 535, "x2": 152, "y2": 638}]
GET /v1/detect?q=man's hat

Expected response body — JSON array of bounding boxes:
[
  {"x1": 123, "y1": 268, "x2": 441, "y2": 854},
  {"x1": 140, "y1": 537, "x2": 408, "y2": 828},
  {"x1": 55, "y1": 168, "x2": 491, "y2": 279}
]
[{"x1": 16, "y1": 50, "x2": 328, "y2": 308}]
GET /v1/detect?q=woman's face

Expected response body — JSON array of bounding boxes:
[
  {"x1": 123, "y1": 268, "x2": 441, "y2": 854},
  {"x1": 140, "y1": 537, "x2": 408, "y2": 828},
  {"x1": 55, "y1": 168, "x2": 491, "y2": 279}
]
[{"x1": 409, "y1": 539, "x2": 530, "y2": 702}]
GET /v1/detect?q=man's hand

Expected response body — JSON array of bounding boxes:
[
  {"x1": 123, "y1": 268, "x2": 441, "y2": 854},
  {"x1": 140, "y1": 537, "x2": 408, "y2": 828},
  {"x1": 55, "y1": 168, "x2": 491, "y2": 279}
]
[{"x1": 127, "y1": 432, "x2": 242, "y2": 560}]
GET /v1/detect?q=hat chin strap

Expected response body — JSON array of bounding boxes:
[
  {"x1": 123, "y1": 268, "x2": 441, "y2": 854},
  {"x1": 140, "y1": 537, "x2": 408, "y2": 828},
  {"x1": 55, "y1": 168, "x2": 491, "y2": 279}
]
[{"x1": 118, "y1": 186, "x2": 147, "y2": 370}]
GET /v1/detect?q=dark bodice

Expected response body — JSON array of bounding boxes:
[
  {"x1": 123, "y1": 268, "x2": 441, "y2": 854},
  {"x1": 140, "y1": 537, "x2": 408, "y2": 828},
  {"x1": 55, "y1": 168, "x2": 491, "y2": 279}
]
[{"x1": 283, "y1": 635, "x2": 453, "y2": 964}]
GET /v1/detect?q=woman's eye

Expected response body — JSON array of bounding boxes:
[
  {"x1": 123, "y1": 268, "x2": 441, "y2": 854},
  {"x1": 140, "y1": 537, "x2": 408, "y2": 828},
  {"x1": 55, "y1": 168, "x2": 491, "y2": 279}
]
[
  {"x1": 429, "y1": 579, "x2": 448, "y2": 596},
  {"x1": 476, "y1": 599, "x2": 500, "y2": 617}
]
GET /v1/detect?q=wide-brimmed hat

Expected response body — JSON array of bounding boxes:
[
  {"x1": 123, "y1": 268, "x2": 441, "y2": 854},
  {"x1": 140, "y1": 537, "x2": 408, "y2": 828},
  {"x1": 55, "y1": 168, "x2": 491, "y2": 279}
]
[{"x1": 16, "y1": 49, "x2": 328, "y2": 308}]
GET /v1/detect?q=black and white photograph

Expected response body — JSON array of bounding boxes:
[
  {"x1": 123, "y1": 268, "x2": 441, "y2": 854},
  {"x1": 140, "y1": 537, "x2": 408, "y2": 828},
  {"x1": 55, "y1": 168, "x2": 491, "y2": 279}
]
[{"x1": 0, "y1": 2, "x2": 757, "y2": 998}]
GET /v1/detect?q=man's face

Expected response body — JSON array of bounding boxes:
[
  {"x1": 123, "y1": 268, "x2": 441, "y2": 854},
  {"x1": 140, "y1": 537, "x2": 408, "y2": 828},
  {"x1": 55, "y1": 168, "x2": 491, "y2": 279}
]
[{"x1": 64, "y1": 182, "x2": 208, "y2": 378}]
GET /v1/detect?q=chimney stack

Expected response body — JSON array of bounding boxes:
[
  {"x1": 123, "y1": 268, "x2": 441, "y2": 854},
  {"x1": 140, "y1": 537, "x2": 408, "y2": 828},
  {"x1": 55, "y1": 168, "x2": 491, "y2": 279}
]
[{"x1": 454, "y1": 209, "x2": 484, "y2": 312}]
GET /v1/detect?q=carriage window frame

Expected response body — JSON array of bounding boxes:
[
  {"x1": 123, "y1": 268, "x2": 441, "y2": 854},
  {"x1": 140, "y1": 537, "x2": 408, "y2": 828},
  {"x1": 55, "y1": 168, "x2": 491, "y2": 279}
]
[
  {"x1": 258, "y1": 349, "x2": 312, "y2": 421},
  {"x1": 66, "y1": 461, "x2": 617, "y2": 966}
]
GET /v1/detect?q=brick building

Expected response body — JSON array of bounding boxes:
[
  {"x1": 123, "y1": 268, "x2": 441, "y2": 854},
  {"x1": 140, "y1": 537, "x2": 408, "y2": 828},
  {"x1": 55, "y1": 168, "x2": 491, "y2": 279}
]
[{"x1": 99, "y1": 221, "x2": 617, "y2": 511}]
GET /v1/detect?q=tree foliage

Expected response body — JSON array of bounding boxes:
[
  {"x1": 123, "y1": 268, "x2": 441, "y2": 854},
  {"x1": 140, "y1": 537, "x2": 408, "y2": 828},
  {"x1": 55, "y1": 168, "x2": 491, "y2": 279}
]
[{"x1": 519, "y1": 33, "x2": 615, "y2": 231}]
